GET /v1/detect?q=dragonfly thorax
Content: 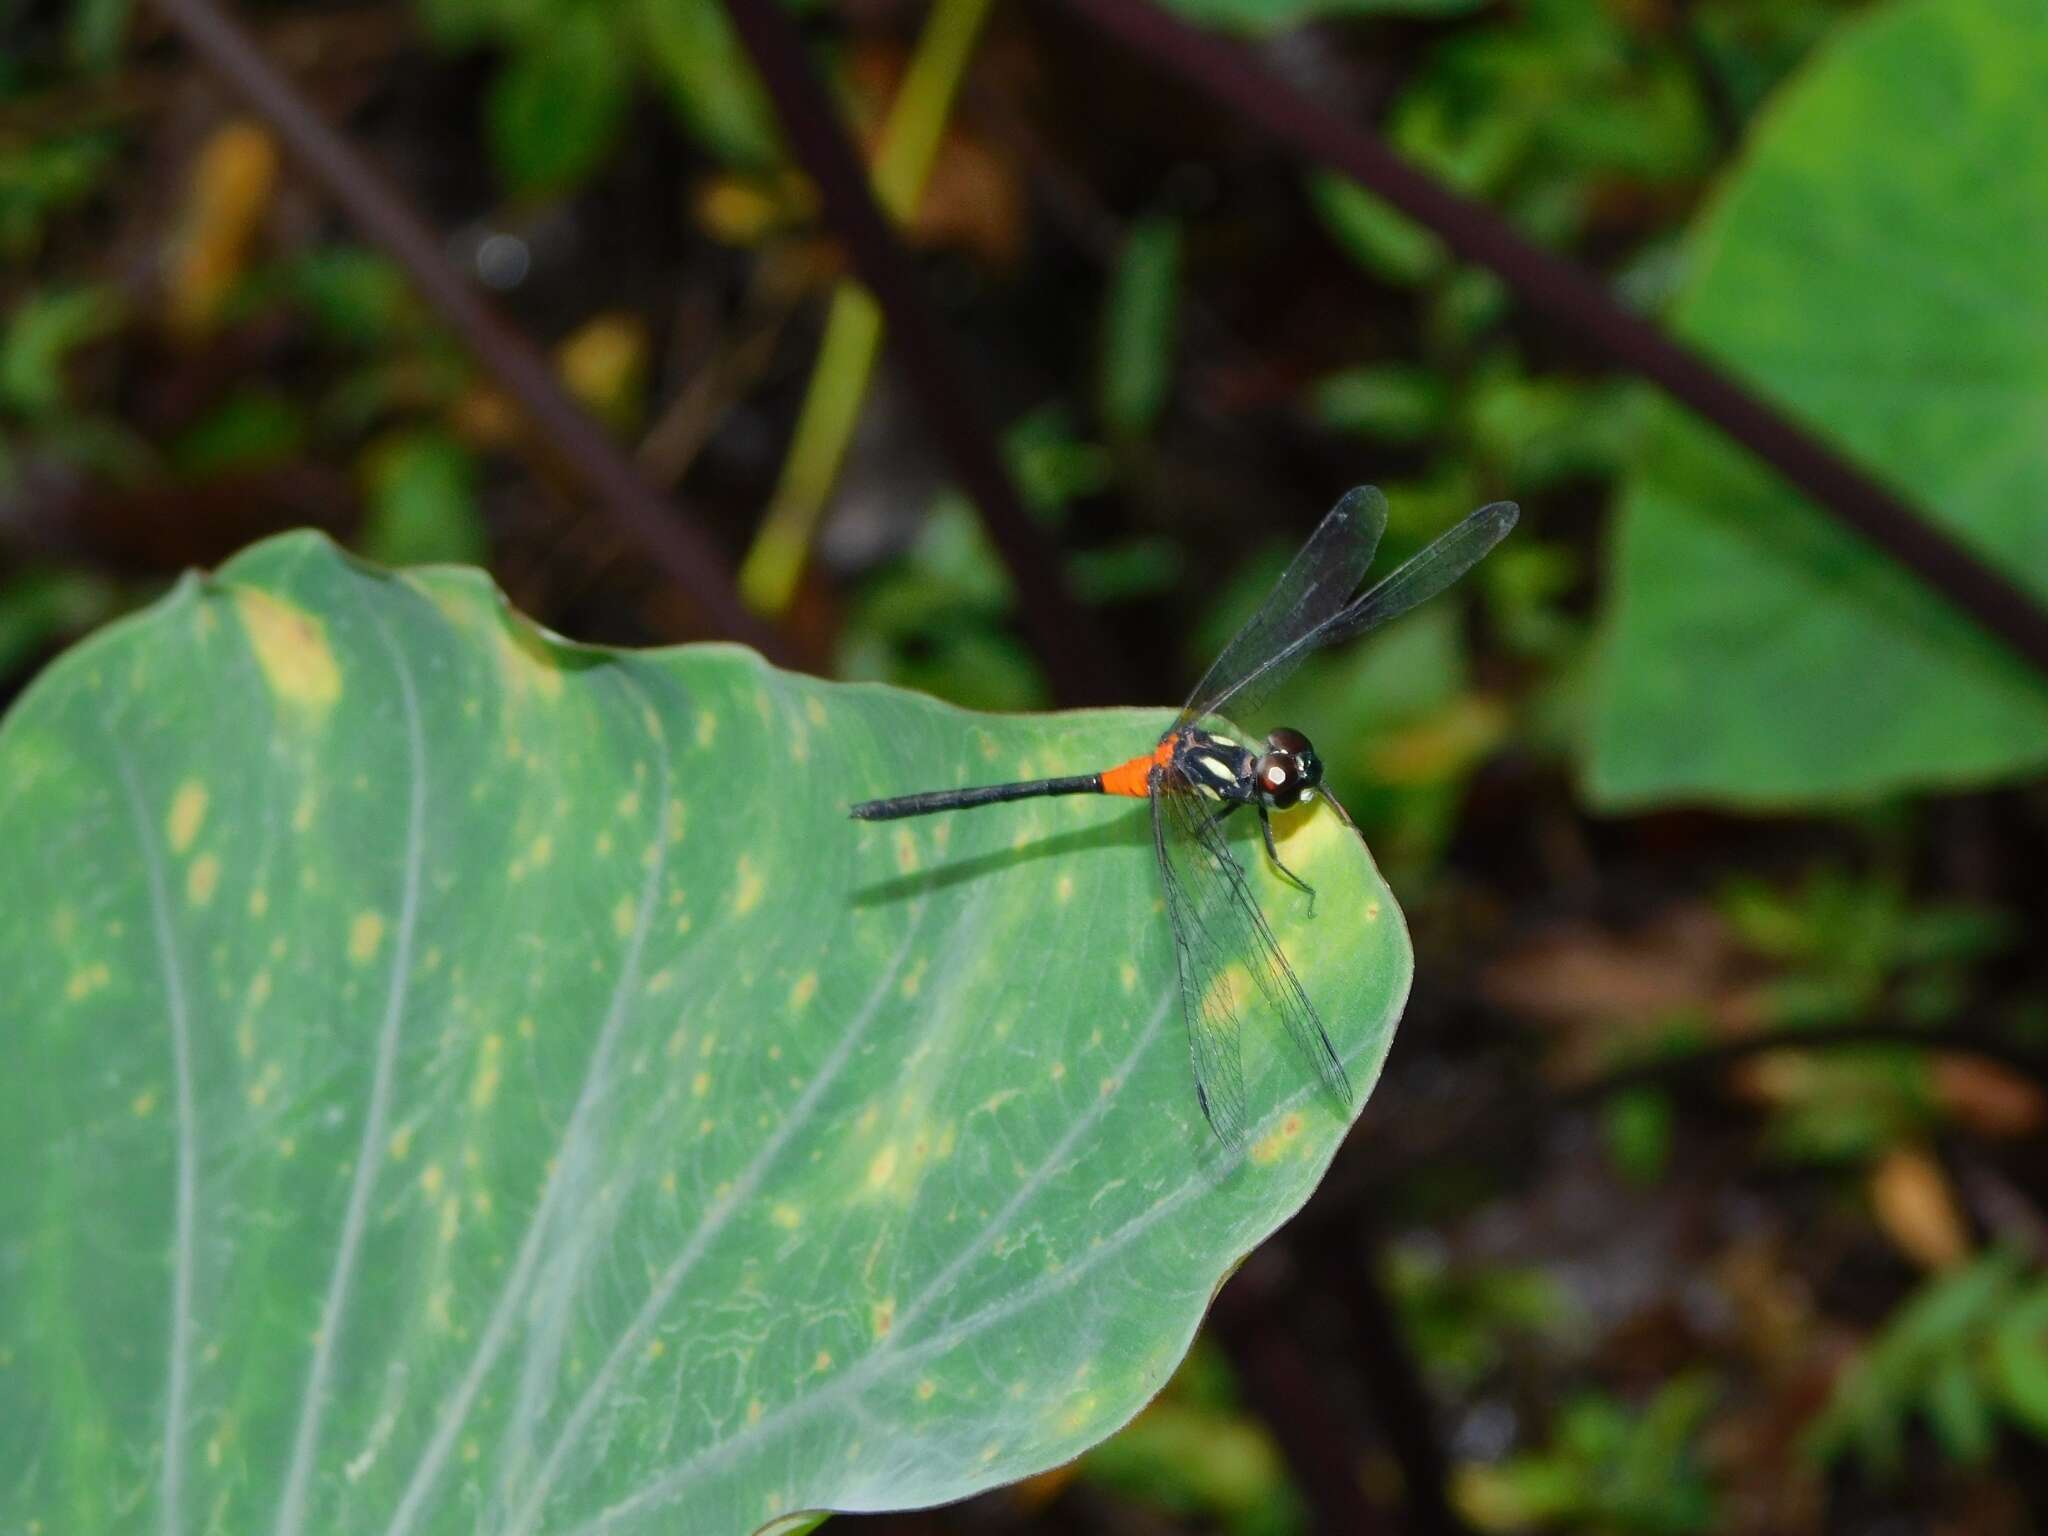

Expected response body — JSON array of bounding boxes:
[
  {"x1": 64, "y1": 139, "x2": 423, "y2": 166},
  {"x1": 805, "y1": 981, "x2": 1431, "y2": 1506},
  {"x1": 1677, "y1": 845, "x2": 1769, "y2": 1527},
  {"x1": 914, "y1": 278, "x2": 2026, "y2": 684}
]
[{"x1": 1171, "y1": 726, "x2": 1322, "y2": 810}]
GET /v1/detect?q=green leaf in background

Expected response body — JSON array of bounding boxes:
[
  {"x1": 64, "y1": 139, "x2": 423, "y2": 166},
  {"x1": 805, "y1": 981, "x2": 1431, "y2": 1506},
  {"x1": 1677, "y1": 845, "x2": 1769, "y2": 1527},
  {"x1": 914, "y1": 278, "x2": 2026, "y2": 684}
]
[
  {"x1": 634, "y1": 0, "x2": 781, "y2": 168},
  {"x1": 1099, "y1": 215, "x2": 1184, "y2": 440},
  {"x1": 1311, "y1": 364, "x2": 1448, "y2": 443},
  {"x1": 486, "y1": 9, "x2": 631, "y2": 197},
  {"x1": 1306, "y1": 172, "x2": 1444, "y2": 287},
  {"x1": 0, "y1": 283, "x2": 123, "y2": 417},
  {"x1": 167, "y1": 386, "x2": 306, "y2": 479},
  {"x1": 1157, "y1": 0, "x2": 1485, "y2": 34},
  {"x1": 1589, "y1": 0, "x2": 2048, "y2": 806},
  {"x1": 360, "y1": 428, "x2": 489, "y2": 568},
  {"x1": 0, "y1": 132, "x2": 119, "y2": 259},
  {"x1": 0, "y1": 532, "x2": 1411, "y2": 1534}
]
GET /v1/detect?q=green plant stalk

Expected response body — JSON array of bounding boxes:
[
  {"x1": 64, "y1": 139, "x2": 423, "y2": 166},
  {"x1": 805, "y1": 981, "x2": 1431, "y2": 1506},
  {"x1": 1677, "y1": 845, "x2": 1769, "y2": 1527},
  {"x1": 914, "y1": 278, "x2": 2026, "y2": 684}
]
[{"x1": 738, "y1": 0, "x2": 996, "y2": 615}]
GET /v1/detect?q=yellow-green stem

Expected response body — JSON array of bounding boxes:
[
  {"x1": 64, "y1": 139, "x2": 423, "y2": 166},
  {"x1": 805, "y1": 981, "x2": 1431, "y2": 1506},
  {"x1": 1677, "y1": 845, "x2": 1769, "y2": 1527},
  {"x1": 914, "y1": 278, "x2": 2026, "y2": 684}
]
[{"x1": 738, "y1": 0, "x2": 997, "y2": 615}]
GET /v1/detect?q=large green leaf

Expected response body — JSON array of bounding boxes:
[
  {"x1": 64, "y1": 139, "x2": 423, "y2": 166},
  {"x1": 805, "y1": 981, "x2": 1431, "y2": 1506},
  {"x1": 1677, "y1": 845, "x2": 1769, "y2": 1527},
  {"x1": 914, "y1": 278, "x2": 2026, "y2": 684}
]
[
  {"x1": 0, "y1": 532, "x2": 1410, "y2": 1534},
  {"x1": 1588, "y1": 0, "x2": 2048, "y2": 807}
]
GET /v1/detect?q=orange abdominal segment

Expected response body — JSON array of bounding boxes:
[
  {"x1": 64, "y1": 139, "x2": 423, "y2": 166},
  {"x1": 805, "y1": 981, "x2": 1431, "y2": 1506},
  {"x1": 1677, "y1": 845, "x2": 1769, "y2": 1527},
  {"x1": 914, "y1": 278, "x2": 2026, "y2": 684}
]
[{"x1": 1100, "y1": 737, "x2": 1175, "y2": 798}]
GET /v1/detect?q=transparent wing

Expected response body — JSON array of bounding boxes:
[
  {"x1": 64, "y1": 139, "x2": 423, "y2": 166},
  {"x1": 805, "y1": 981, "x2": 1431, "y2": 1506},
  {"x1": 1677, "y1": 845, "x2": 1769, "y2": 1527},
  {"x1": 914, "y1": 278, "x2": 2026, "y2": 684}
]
[
  {"x1": 1196, "y1": 499, "x2": 1518, "y2": 726},
  {"x1": 1178, "y1": 485, "x2": 1387, "y2": 730},
  {"x1": 1151, "y1": 767, "x2": 1350, "y2": 1148}
]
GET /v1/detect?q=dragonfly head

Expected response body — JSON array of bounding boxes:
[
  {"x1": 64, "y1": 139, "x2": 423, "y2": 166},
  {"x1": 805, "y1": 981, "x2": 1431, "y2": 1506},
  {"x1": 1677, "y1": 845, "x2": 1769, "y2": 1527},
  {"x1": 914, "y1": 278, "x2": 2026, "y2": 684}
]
[{"x1": 1254, "y1": 727, "x2": 1322, "y2": 810}]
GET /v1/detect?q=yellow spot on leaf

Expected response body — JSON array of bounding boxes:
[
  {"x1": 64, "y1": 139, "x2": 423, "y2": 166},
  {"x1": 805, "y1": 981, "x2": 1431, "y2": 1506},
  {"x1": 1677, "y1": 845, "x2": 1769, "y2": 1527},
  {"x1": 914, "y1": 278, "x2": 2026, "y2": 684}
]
[
  {"x1": 349, "y1": 912, "x2": 384, "y2": 963},
  {"x1": 1058, "y1": 1394, "x2": 1100, "y2": 1434},
  {"x1": 389, "y1": 1125, "x2": 413, "y2": 1161},
  {"x1": 132, "y1": 1088, "x2": 158, "y2": 1117},
  {"x1": 867, "y1": 1143, "x2": 898, "y2": 1190},
  {"x1": 613, "y1": 897, "x2": 636, "y2": 937},
  {"x1": 893, "y1": 829, "x2": 919, "y2": 875},
  {"x1": 1364, "y1": 899, "x2": 1381, "y2": 922},
  {"x1": 248, "y1": 887, "x2": 269, "y2": 919},
  {"x1": 491, "y1": 623, "x2": 564, "y2": 703},
  {"x1": 292, "y1": 790, "x2": 316, "y2": 833},
  {"x1": 732, "y1": 854, "x2": 764, "y2": 915},
  {"x1": 518, "y1": 1015, "x2": 536, "y2": 1039},
  {"x1": 692, "y1": 1072, "x2": 711, "y2": 1097},
  {"x1": 916, "y1": 1379, "x2": 936, "y2": 1401},
  {"x1": 872, "y1": 1300, "x2": 895, "y2": 1339},
  {"x1": 167, "y1": 780, "x2": 208, "y2": 853},
  {"x1": 1056, "y1": 873, "x2": 1074, "y2": 904},
  {"x1": 900, "y1": 959, "x2": 928, "y2": 1000},
  {"x1": 186, "y1": 853, "x2": 220, "y2": 907},
  {"x1": 1199, "y1": 963, "x2": 1253, "y2": 1020},
  {"x1": 471, "y1": 1035, "x2": 503, "y2": 1110},
  {"x1": 747, "y1": 1398, "x2": 765, "y2": 1425},
  {"x1": 65, "y1": 962, "x2": 110, "y2": 1001},
  {"x1": 771, "y1": 1203, "x2": 801, "y2": 1230},
  {"x1": 245, "y1": 1060, "x2": 282, "y2": 1107},
  {"x1": 235, "y1": 588, "x2": 340, "y2": 713},
  {"x1": 1120, "y1": 962, "x2": 1138, "y2": 993},
  {"x1": 789, "y1": 972, "x2": 817, "y2": 1009},
  {"x1": 660, "y1": 1170, "x2": 677, "y2": 1194},
  {"x1": 440, "y1": 1196, "x2": 461, "y2": 1243},
  {"x1": 421, "y1": 1163, "x2": 444, "y2": 1198},
  {"x1": 646, "y1": 1338, "x2": 666, "y2": 1361},
  {"x1": 696, "y1": 710, "x2": 717, "y2": 748},
  {"x1": 1250, "y1": 1111, "x2": 1307, "y2": 1166}
]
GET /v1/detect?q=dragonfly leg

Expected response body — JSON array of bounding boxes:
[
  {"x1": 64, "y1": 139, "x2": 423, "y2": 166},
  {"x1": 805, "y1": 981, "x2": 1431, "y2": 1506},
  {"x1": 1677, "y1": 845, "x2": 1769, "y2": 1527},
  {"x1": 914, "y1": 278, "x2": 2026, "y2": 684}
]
[{"x1": 1259, "y1": 807, "x2": 1316, "y2": 915}]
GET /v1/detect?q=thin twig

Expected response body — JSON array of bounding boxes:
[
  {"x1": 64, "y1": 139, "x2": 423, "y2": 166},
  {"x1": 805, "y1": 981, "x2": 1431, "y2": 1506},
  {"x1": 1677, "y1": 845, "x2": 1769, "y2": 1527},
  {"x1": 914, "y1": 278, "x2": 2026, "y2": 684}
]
[
  {"x1": 720, "y1": 0, "x2": 1128, "y2": 705},
  {"x1": 146, "y1": 0, "x2": 783, "y2": 656},
  {"x1": 737, "y1": 0, "x2": 998, "y2": 617},
  {"x1": 1052, "y1": 0, "x2": 2048, "y2": 685}
]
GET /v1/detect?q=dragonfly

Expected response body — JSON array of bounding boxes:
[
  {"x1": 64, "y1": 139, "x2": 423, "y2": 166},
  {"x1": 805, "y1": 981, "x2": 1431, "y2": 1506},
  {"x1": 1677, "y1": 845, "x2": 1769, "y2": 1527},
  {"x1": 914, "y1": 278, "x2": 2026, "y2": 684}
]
[{"x1": 851, "y1": 487, "x2": 1518, "y2": 1147}]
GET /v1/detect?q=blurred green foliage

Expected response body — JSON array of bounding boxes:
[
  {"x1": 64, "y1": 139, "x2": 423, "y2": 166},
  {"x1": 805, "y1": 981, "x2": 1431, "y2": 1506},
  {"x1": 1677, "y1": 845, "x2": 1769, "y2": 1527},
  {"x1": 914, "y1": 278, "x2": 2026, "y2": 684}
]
[
  {"x1": 1809, "y1": 1248, "x2": 2048, "y2": 1480},
  {"x1": 1162, "y1": 0, "x2": 1486, "y2": 35},
  {"x1": 418, "y1": 0, "x2": 780, "y2": 179},
  {"x1": 1458, "y1": 1373, "x2": 1721, "y2": 1535},
  {"x1": 1387, "y1": 1240, "x2": 1577, "y2": 1393},
  {"x1": 1079, "y1": 1343, "x2": 1303, "y2": 1536},
  {"x1": 1098, "y1": 215, "x2": 1183, "y2": 441},
  {"x1": 1715, "y1": 866, "x2": 2013, "y2": 1165}
]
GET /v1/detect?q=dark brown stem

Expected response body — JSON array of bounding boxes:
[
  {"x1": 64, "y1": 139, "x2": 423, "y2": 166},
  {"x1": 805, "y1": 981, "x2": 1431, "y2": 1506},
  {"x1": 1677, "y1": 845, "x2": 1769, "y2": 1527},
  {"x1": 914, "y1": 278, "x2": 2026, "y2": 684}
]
[
  {"x1": 1052, "y1": 0, "x2": 2048, "y2": 685},
  {"x1": 145, "y1": 0, "x2": 784, "y2": 658},
  {"x1": 1296, "y1": 1214, "x2": 1472, "y2": 1536},
  {"x1": 1211, "y1": 1250, "x2": 1395, "y2": 1534},
  {"x1": 718, "y1": 0, "x2": 1128, "y2": 706}
]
